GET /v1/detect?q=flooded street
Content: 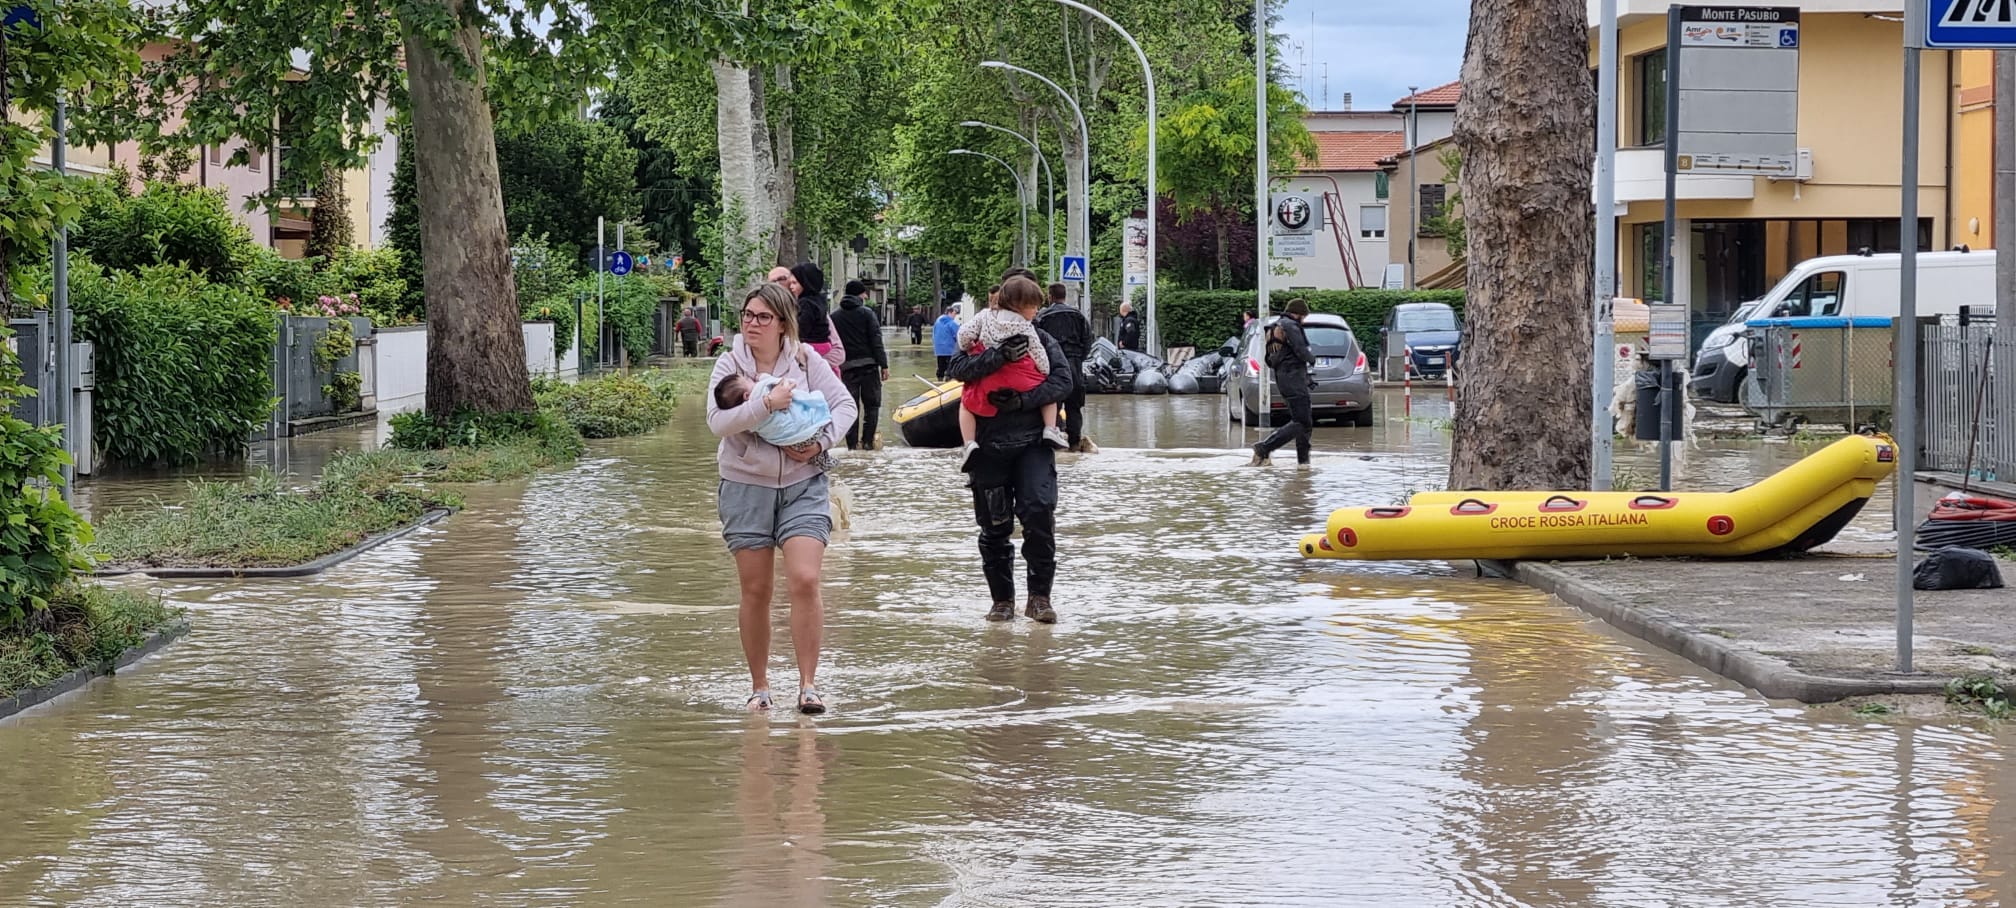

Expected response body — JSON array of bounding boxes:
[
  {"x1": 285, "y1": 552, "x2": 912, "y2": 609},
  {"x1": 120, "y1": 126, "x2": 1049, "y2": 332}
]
[{"x1": 6, "y1": 346, "x2": 2013, "y2": 906}]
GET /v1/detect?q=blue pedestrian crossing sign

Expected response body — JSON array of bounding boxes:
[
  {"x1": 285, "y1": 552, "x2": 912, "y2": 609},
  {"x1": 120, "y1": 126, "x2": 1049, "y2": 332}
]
[
  {"x1": 609, "y1": 251, "x2": 634, "y2": 276},
  {"x1": 1060, "y1": 255, "x2": 1087, "y2": 283},
  {"x1": 1927, "y1": 0, "x2": 2016, "y2": 48}
]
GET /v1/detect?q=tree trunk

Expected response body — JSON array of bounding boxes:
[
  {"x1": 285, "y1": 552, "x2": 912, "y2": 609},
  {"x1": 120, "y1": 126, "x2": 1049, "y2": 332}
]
[
  {"x1": 398, "y1": 3, "x2": 534, "y2": 419},
  {"x1": 1446, "y1": 0, "x2": 1595, "y2": 489},
  {"x1": 712, "y1": 59, "x2": 777, "y2": 290},
  {"x1": 1215, "y1": 215, "x2": 1231, "y2": 289},
  {"x1": 771, "y1": 63, "x2": 802, "y2": 267}
]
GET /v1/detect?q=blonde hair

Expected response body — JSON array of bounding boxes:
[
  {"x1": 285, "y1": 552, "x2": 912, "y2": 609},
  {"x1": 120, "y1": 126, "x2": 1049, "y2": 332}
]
[{"x1": 743, "y1": 282, "x2": 799, "y2": 350}]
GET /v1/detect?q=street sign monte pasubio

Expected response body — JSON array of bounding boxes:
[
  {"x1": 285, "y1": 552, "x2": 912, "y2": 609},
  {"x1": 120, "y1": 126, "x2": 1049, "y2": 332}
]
[
  {"x1": 1673, "y1": 6, "x2": 1801, "y2": 178},
  {"x1": 1060, "y1": 255, "x2": 1087, "y2": 283},
  {"x1": 609, "y1": 251, "x2": 633, "y2": 276},
  {"x1": 1926, "y1": 0, "x2": 2016, "y2": 47}
]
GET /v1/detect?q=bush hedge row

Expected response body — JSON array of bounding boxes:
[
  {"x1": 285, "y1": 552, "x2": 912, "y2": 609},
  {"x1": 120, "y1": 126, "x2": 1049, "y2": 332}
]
[{"x1": 1156, "y1": 289, "x2": 1466, "y2": 356}]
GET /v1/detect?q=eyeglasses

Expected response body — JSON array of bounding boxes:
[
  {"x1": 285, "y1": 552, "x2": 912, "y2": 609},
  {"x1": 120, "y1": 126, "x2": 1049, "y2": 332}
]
[{"x1": 740, "y1": 311, "x2": 777, "y2": 326}]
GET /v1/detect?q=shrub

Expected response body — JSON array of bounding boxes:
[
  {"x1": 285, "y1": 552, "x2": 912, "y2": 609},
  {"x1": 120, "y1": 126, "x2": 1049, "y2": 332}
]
[
  {"x1": 536, "y1": 375, "x2": 676, "y2": 438},
  {"x1": 388, "y1": 408, "x2": 585, "y2": 460},
  {"x1": 70, "y1": 180, "x2": 256, "y2": 284},
  {"x1": 1156, "y1": 288, "x2": 1467, "y2": 355},
  {"x1": 330, "y1": 246, "x2": 416, "y2": 326},
  {"x1": 0, "y1": 333, "x2": 93, "y2": 628},
  {"x1": 240, "y1": 245, "x2": 338, "y2": 309},
  {"x1": 63, "y1": 260, "x2": 278, "y2": 466},
  {"x1": 0, "y1": 585, "x2": 179, "y2": 697},
  {"x1": 570, "y1": 272, "x2": 673, "y2": 364}
]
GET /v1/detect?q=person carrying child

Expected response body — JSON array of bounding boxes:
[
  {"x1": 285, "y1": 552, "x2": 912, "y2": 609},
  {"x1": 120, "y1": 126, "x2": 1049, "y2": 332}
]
[
  {"x1": 954, "y1": 276, "x2": 1069, "y2": 469},
  {"x1": 714, "y1": 372, "x2": 840, "y2": 470}
]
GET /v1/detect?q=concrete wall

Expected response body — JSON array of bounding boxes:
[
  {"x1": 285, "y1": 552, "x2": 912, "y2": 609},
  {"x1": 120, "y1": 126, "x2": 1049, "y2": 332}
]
[
  {"x1": 1955, "y1": 49, "x2": 1994, "y2": 251},
  {"x1": 370, "y1": 322, "x2": 578, "y2": 416},
  {"x1": 1274, "y1": 171, "x2": 1390, "y2": 290}
]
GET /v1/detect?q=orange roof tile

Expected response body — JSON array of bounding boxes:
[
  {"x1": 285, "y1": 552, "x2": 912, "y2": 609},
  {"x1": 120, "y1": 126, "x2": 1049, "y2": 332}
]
[
  {"x1": 1392, "y1": 80, "x2": 1462, "y2": 109},
  {"x1": 1308, "y1": 130, "x2": 1406, "y2": 172}
]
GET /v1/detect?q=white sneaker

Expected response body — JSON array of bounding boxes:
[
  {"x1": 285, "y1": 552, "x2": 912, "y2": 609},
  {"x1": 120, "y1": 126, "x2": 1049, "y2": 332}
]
[
  {"x1": 959, "y1": 440, "x2": 980, "y2": 470},
  {"x1": 1042, "y1": 426, "x2": 1070, "y2": 450}
]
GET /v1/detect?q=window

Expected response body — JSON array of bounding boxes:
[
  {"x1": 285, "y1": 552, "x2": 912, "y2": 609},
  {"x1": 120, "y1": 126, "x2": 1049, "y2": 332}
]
[
  {"x1": 1418, "y1": 184, "x2": 1446, "y2": 236},
  {"x1": 1360, "y1": 205, "x2": 1387, "y2": 239},
  {"x1": 1785, "y1": 271, "x2": 1846, "y2": 317},
  {"x1": 1395, "y1": 306, "x2": 1457, "y2": 333},
  {"x1": 1374, "y1": 172, "x2": 1389, "y2": 200},
  {"x1": 1637, "y1": 48, "x2": 1667, "y2": 146},
  {"x1": 209, "y1": 143, "x2": 222, "y2": 166},
  {"x1": 1641, "y1": 223, "x2": 1665, "y2": 301}
]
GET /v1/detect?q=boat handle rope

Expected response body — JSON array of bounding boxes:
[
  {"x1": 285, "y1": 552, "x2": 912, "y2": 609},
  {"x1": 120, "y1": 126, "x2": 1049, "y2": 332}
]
[
  {"x1": 1451, "y1": 499, "x2": 1496, "y2": 515},
  {"x1": 1366, "y1": 507, "x2": 1411, "y2": 519},
  {"x1": 1630, "y1": 495, "x2": 1678, "y2": 509},
  {"x1": 1540, "y1": 495, "x2": 1585, "y2": 511}
]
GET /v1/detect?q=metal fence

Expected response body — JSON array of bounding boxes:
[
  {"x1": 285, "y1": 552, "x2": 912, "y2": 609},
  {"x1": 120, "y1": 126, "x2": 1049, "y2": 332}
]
[
  {"x1": 1740, "y1": 318, "x2": 1897, "y2": 431},
  {"x1": 1921, "y1": 322, "x2": 2013, "y2": 481}
]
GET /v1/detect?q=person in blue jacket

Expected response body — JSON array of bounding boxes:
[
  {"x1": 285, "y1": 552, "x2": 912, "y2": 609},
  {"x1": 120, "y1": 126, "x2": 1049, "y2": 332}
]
[{"x1": 933, "y1": 304, "x2": 962, "y2": 379}]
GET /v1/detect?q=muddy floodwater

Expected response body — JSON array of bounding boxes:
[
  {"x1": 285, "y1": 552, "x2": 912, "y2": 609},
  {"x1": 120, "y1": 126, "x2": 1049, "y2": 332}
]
[{"x1": 6, "y1": 347, "x2": 2012, "y2": 906}]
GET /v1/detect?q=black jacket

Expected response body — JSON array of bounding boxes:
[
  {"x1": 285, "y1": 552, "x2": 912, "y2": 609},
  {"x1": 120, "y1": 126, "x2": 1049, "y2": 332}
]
[
  {"x1": 1116, "y1": 312, "x2": 1141, "y2": 350},
  {"x1": 947, "y1": 329, "x2": 1074, "y2": 451},
  {"x1": 1268, "y1": 317, "x2": 1316, "y2": 396},
  {"x1": 1034, "y1": 302, "x2": 1094, "y2": 364},
  {"x1": 797, "y1": 293, "x2": 832, "y2": 344},
  {"x1": 831, "y1": 295, "x2": 888, "y2": 371}
]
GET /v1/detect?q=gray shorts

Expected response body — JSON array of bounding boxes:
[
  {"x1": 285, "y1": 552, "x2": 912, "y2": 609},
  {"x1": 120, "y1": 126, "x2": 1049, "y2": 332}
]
[{"x1": 718, "y1": 474, "x2": 832, "y2": 552}]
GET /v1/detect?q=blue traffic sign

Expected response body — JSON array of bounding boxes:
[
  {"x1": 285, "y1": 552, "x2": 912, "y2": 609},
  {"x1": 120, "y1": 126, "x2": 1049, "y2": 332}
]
[
  {"x1": 609, "y1": 251, "x2": 634, "y2": 276},
  {"x1": 3, "y1": 5, "x2": 41, "y2": 30},
  {"x1": 1927, "y1": 0, "x2": 2016, "y2": 48},
  {"x1": 1060, "y1": 255, "x2": 1087, "y2": 283}
]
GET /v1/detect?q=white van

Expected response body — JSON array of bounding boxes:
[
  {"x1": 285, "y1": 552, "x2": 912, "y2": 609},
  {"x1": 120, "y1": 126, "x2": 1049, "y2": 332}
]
[{"x1": 1689, "y1": 249, "x2": 1994, "y2": 403}]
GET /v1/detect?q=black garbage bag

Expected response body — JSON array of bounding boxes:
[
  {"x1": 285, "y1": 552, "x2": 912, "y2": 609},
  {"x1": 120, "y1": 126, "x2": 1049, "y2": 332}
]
[{"x1": 1912, "y1": 546, "x2": 2006, "y2": 591}]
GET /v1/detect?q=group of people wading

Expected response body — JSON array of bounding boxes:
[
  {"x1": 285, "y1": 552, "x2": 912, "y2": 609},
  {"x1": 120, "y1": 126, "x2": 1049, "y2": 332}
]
[{"x1": 706, "y1": 265, "x2": 1095, "y2": 716}]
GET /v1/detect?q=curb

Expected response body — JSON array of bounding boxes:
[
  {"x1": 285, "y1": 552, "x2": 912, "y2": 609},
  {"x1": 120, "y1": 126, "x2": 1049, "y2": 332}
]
[
  {"x1": 91, "y1": 507, "x2": 455, "y2": 580},
  {"x1": 0, "y1": 618, "x2": 191, "y2": 721},
  {"x1": 1503, "y1": 560, "x2": 1954, "y2": 703}
]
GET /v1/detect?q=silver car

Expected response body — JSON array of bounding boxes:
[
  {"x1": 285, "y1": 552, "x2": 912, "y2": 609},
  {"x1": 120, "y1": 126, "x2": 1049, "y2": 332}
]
[{"x1": 1225, "y1": 313, "x2": 1375, "y2": 427}]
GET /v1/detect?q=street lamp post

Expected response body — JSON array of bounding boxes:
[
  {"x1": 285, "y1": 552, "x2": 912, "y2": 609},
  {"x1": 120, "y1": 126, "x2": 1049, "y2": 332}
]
[
  {"x1": 980, "y1": 61, "x2": 1090, "y2": 309},
  {"x1": 961, "y1": 120, "x2": 1056, "y2": 278},
  {"x1": 1038, "y1": 0, "x2": 1158, "y2": 352},
  {"x1": 948, "y1": 149, "x2": 1029, "y2": 264},
  {"x1": 1406, "y1": 85, "x2": 1419, "y2": 291}
]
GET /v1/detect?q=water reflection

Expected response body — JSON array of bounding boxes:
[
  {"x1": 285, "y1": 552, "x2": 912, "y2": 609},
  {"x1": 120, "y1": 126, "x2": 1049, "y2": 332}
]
[{"x1": 0, "y1": 346, "x2": 2009, "y2": 905}]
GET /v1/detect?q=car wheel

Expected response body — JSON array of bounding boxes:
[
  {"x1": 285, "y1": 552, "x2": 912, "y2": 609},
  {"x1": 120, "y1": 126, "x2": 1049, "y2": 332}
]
[{"x1": 1350, "y1": 408, "x2": 1375, "y2": 427}]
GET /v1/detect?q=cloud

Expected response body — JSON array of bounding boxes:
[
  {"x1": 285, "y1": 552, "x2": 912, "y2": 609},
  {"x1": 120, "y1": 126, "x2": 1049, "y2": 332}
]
[{"x1": 1277, "y1": 0, "x2": 1468, "y2": 111}]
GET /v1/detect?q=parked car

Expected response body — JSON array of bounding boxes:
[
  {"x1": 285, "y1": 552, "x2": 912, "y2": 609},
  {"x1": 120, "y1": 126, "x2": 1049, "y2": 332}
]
[
  {"x1": 1380, "y1": 302, "x2": 1462, "y2": 380},
  {"x1": 1688, "y1": 299, "x2": 1765, "y2": 402},
  {"x1": 1225, "y1": 313, "x2": 1374, "y2": 427}
]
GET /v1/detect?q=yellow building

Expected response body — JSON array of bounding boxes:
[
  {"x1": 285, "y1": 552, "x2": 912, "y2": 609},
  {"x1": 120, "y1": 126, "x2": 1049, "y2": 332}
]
[{"x1": 1592, "y1": 2, "x2": 1993, "y2": 338}]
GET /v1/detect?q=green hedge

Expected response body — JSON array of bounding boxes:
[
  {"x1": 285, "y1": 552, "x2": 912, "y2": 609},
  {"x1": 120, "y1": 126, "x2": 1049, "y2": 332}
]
[
  {"x1": 1157, "y1": 289, "x2": 1466, "y2": 356},
  {"x1": 64, "y1": 261, "x2": 278, "y2": 466},
  {"x1": 69, "y1": 181, "x2": 255, "y2": 285}
]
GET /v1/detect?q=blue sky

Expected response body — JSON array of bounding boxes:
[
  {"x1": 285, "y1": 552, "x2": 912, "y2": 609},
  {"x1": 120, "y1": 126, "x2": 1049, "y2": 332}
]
[{"x1": 1276, "y1": 0, "x2": 1470, "y2": 112}]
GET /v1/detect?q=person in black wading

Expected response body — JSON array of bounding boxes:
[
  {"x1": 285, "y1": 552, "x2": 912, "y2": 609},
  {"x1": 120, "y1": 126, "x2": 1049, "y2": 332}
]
[
  {"x1": 1033, "y1": 281, "x2": 1095, "y2": 452},
  {"x1": 1250, "y1": 297, "x2": 1317, "y2": 466},
  {"x1": 831, "y1": 279, "x2": 889, "y2": 450},
  {"x1": 947, "y1": 274, "x2": 1076, "y2": 623}
]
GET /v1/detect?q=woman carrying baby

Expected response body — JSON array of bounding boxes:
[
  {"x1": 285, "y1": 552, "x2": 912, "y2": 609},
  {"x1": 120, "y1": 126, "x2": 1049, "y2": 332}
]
[{"x1": 706, "y1": 282, "x2": 858, "y2": 715}]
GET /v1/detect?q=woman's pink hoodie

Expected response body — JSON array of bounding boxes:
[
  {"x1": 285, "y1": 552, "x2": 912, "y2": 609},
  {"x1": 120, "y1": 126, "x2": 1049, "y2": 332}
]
[{"x1": 706, "y1": 337, "x2": 858, "y2": 488}]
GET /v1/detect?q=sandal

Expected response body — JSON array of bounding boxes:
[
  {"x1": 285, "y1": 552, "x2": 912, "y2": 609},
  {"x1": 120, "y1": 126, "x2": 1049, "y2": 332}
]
[
  {"x1": 746, "y1": 690, "x2": 772, "y2": 712},
  {"x1": 797, "y1": 687, "x2": 827, "y2": 715}
]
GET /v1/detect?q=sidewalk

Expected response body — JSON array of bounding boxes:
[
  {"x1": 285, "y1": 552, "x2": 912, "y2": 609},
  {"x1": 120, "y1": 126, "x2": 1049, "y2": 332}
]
[{"x1": 1507, "y1": 555, "x2": 2012, "y2": 702}]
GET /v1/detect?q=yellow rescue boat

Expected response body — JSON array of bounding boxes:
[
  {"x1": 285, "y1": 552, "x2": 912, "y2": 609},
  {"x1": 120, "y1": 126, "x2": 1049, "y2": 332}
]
[
  {"x1": 893, "y1": 378, "x2": 965, "y2": 448},
  {"x1": 1303, "y1": 433, "x2": 1896, "y2": 561}
]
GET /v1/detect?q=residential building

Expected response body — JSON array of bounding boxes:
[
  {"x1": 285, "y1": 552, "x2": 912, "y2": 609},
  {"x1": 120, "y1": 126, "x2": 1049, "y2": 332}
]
[
  {"x1": 1589, "y1": 1, "x2": 1978, "y2": 340},
  {"x1": 1382, "y1": 135, "x2": 1463, "y2": 289},
  {"x1": 1275, "y1": 82, "x2": 1460, "y2": 290}
]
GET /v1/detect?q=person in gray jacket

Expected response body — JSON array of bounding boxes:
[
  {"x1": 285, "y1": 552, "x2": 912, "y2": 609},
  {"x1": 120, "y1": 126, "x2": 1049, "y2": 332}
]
[{"x1": 1250, "y1": 298, "x2": 1316, "y2": 466}]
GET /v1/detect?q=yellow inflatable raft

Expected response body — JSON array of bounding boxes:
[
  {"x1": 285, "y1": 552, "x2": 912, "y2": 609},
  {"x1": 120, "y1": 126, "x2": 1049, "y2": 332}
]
[{"x1": 1303, "y1": 433, "x2": 1897, "y2": 561}]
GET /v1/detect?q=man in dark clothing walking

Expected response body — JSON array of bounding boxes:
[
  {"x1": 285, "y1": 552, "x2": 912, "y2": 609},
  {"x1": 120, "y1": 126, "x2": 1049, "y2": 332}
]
[
  {"x1": 906, "y1": 307, "x2": 926, "y2": 345},
  {"x1": 1033, "y1": 281, "x2": 1095, "y2": 452},
  {"x1": 831, "y1": 280, "x2": 890, "y2": 450},
  {"x1": 1115, "y1": 301, "x2": 1141, "y2": 351},
  {"x1": 676, "y1": 307, "x2": 703, "y2": 357},
  {"x1": 1251, "y1": 298, "x2": 1317, "y2": 466},
  {"x1": 947, "y1": 275, "x2": 1076, "y2": 624}
]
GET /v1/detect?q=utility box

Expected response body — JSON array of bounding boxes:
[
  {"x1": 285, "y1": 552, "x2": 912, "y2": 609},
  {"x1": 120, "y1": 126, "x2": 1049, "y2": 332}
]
[{"x1": 69, "y1": 341, "x2": 93, "y2": 476}]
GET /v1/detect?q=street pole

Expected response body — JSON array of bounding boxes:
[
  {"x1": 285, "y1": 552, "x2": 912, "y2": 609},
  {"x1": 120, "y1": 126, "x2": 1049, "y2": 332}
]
[
  {"x1": 1043, "y1": 0, "x2": 1158, "y2": 352},
  {"x1": 1898, "y1": 0, "x2": 1925, "y2": 674},
  {"x1": 2002, "y1": 50, "x2": 2016, "y2": 334},
  {"x1": 949, "y1": 149, "x2": 1029, "y2": 266},
  {"x1": 1659, "y1": 6, "x2": 1680, "y2": 492},
  {"x1": 1593, "y1": 0, "x2": 1620, "y2": 491},
  {"x1": 1406, "y1": 87, "x2": 1419, "y2": 291},
  {"x1": 962, "y1": 120, "x2": 1055, "y2": 277},
  {"x1": 596, "y1": 216, "x2": 605, "y2": 371},
  {"x1": 616, "y1": 222, "x2": 625, "y2": 372},
  {"x1": 980, "y1": 62, "x2": 1090, "y2": 310},
  {"x1": 53, "y1": 81, "x2": 71, "y2": 499},
  {"x1": 1254, "y1": 0, "x2": 1269, "y2": 444}
]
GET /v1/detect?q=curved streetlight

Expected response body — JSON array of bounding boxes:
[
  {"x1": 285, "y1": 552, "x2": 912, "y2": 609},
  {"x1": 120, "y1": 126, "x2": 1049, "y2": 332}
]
[
  {"x1": 980, "y1": 61, "x2": 1090, "y2": 304},
  {"x1": 961, "y1": 120, "x2": 1055, "y2": 279},
  {"x1": 1036, "y1": 0, "x2": 1158, "y2": 352},
  {"x1": 948, "y1": 148, "x2": 1029, "y2": 265}
]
